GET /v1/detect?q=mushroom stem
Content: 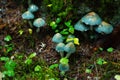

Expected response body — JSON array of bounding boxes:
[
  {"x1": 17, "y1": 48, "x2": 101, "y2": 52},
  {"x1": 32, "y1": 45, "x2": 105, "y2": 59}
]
[
  {"x1": 36, "y1": 27, "x2": 40, "y2": 32},
  {"x1": 60, "y1": 52, "x2": 64, "y2": 58},
  {"x1": 65, "y1": 53, "x2": 71, "y2": 58},
  {"x1": 90, "y1": 26, "x2": 93, "y2": 31},
  {"x1": 28, "y1": 21, "x2": 33, "y2": 28}
]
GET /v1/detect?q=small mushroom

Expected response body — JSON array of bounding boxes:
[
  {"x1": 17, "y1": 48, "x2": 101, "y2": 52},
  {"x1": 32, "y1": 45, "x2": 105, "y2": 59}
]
[
  {"x1": 52, "y1": 33, "x2": 64, "y2": 43},
  {"x1": 59, "y1": 63, "x2": 69, "y2": 74},
  {"x1": 74, "y1": 20, "x2": 89, "y2": 32},
  {"x1": 55, "y1": 42, "x2": 65, "y2": 57},
  {"x1": 59, "y1": 58, "x2": 69, "y2": 75},
  {"x1": 64, "y1": 42, "x2": 76, "y2": 58},
  {"x1": 22, "y1": 11, "x2": 34, "y2": 19},
  {"x1": 33, "y1": 18, "x2": 46, "y2": 32},
  {"x1": 81, "y1": 12, "x2": 102, "y2": 30},
  {"x1": 95, "y1": 21, "x2": 113, "y2": 34},
  {"x1": 28, "y1": 4, "x2": 39, "y2": 12}
]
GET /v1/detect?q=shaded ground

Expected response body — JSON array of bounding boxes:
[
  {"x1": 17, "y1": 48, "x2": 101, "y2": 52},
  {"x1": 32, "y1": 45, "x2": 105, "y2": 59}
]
[{"x1": 0, "y1": 0, "x2": 120, "y2": 80}]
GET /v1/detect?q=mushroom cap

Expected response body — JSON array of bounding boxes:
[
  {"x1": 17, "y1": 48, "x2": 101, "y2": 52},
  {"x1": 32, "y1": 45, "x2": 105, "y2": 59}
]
[
  {"x1": 95, "y1": 21, "x2": 113, "y2": 34},
  {"x1": 28, "y1": 4, "x2": 39, "y2": 12},
  {"x1": 52, "y1": 33, "x2": 64, "y2": 43},
  {"x1": 64, "y1": 42, "x2": 76, "y2": 54},
  {"x1": 55, "y1": 43, "x2": 65, "y2": 52},
  {"x1": 59, "y1": 63, "x2": 69, "y2": 72},
  {"x1": 81, "y1": 12, "x2": 102, "y2": 26},
  {"x1": 22, "y1": 11, "x2": 34, "y2": 19},
  {"x1": 74, "y1": 20, "x2": 89, "y2": 31},
  {"x1": 33, "y1": 18, "x2": 46, "y2": 27}
]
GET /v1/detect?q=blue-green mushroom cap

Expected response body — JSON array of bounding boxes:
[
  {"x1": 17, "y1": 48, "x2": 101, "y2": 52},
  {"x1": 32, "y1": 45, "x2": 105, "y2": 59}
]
[
  {"x1": 59, "y1": 63, "x2": 69, "y2": 72},
  {"x1": 52, "y1": 33, "x2": 64, "y2": 43},
  {"x1": 81, "y1": 12, "x2": 102, "y2": 26},
  {"x1": 28, "y1": 4, "x2": 39, "y2": 12},
  {"x1": 22, "y1": 11, "x2": 34, "y2": 19},
  {"x1": 74, "y1": 20, "x2": 89, "y2": 31},
  {"x1": 95, "y1": 21, "x2": 113, "y2": 34},
  {"x1": 55, "y1": 43, "x2": 65, "y2": 52},
  {"x1": 64, "y1": 42, "x2": 76, "y2": 54},
  {"x1": 33, "y1": 18, "x2": 46, "y2": 28}
]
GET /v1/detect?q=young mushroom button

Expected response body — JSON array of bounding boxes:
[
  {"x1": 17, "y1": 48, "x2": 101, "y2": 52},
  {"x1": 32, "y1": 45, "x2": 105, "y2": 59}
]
[
  {"x1": 52, "y1": 33, "x2": 64, "y2": 43},
  {"x1": 95, "y1": 21, "x2": 113, "y2": 34}
]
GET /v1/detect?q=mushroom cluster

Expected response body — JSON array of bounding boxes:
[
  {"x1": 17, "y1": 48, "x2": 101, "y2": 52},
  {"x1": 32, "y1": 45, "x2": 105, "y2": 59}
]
[
  {"x1": 74, "y1": 12, "x2": 113, "y2": 36},
  {"x1": 52, "y1": 33, "x2": 76, "y2": 58},
  {"x1": 22, "y1": 4, "x2": 46, "y2": 32}
]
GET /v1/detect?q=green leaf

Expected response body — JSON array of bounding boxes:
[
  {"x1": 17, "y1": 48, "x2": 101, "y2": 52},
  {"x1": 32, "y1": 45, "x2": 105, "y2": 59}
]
[
  {"x1": 107, "y1": 47, "x2": 114, "y2": 53},
  {"x1": 96, "y1": 58, "x2": 107, "y2": 66},
  {"x1": 28, "y1": 52, "x2": 36, "y2": 59},
  {"x1": 4, "y1": 35, "x2": 12, "y2": 42},
  {"x1": 49, "y1": 63, "x2": 59, "y2": 69},
  {"x1": 64, "y1": 20, "x2": 71, "y2": 27},
  {"x1": 55, "y1": 17, "x2": 61, "y2": 24},
  {"x1": 85, "y1": 68, "x2": 92, "y2": 74},
  {"x1": 114, "y1": 75, "x2": 120, "y2": 80},
  {"x1": 5, "y1": 60, "x2": 16, "y2": 70},
  {"x1": 34, "y1": 65, "x2": 42, "y2": 72},
  {"x1": 18, "y1": 30, "x2": 24, "y2": 35},
  {"x1": 50, "y1": 21, "x2": 57, "y2": 29},
  {"x1": 0, "y1": 57, "x2": 9, "y2": 62},
  {"x1": 60, "y1": 29, "x2": 69, "y2": 35},
  {"x1": 25, "y1": 58, "x2": 32, "y2": 65},
  {"x1": 69, "y1": 27, "x2": 74, "y2": 34},
  {"x1": 3, "y1": 70, "x2": 15, "y2": 77},
  {"x1": 60, "y1": 58, "x2": 69, "y2": 64}
]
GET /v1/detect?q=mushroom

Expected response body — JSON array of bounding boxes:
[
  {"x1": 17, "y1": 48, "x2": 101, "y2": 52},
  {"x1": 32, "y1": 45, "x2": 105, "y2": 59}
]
[
  {"x1": 74, "y1": 20, "x2": 89, "y2": 32},
  {"x1": 33, "y1": 18, "x2": 46, "y2": 32},
  {"x1": 52, "y1": 33, "x2": 64, "y2": 43},
  {"x1": 55, "y1": 42, "x2": 65, "y2": 57},
  {"x1": 28, "y1": 4, "x2": 39, "y2": 12},
  {"x1": 95, "y1": 21, "x2": 113, "y2": 34},
  {"x1": 64, "y1": 42, "x2": 76, "y2": 58},
  {"x1": 59, "y1": 58, "x2": 69, "y2": 75},
  {"x1": 22, "y1": 11, "x2": 34, "y2": 27},
  {"x1": 81, "y1": 12, "x2": 102, "y2": 30},
  {"x1": 22, "y1": 11, "x2": 34, "y2": 19}
]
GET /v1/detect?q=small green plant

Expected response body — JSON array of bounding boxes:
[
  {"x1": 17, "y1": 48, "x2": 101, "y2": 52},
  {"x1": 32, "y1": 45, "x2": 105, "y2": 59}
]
[
  {"x1": 0, "y1": 35, "x2": 14, "y2": 55},
  {"x1": 4, "y1": 35, "x2": 12, "y2": 42},
  {"x1": 107, "y1": 47, "x2": 114, "y2": 53},
  {"x1": 96, "y1": 58, "x2": 107, "y2": 66},
  {"x1": 0, "y1": 57, "x2": 16, "y2": 78},
  {"x1": 50, "y1": 18, "x2": 74, "y2": 36},
  {"x1": 25, "y1": 52, "x2": 36, "y2": 65}
]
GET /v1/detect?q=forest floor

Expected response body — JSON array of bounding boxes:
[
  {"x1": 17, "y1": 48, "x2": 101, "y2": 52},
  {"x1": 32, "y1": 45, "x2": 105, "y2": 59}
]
[{"x1": 0, "y1": 1, "x2": 120, "y2": 80}]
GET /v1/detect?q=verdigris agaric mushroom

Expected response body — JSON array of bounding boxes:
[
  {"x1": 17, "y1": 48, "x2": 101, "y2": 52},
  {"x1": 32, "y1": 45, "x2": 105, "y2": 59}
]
[
  {"x1": 22, "y1": 11, "x2": 34, "y2": 19},
  {"x1": 55, "y1": 42, "x2": 65, "y2": 57},
  {"x1": 33, "y1": 18, "x2": 46, "y2": 32},
  {"x1": 22, "y1": 11, "x2": 34, "y2": 27},
  {"x1": 28, "y1": 4, "x2": 39, "y2": 12},
  {"x1": 95, "y1": 21, "x2": 113, "y2": 34},
  {"x1": 59, "y1": 58, "x2": 69, "y2": 75},
  {"x1": 64, "y1": 42, "x2": 76, "y2": 58},
  {"x1": 74, "y1": 20, "x2": 89, "y2": 32},
  {"x1": 81, "y1": 12, "x2": 102, "y2": 30},
  {"x1": 52, "y1": 33, "x2": 64, "y2": 43}
]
